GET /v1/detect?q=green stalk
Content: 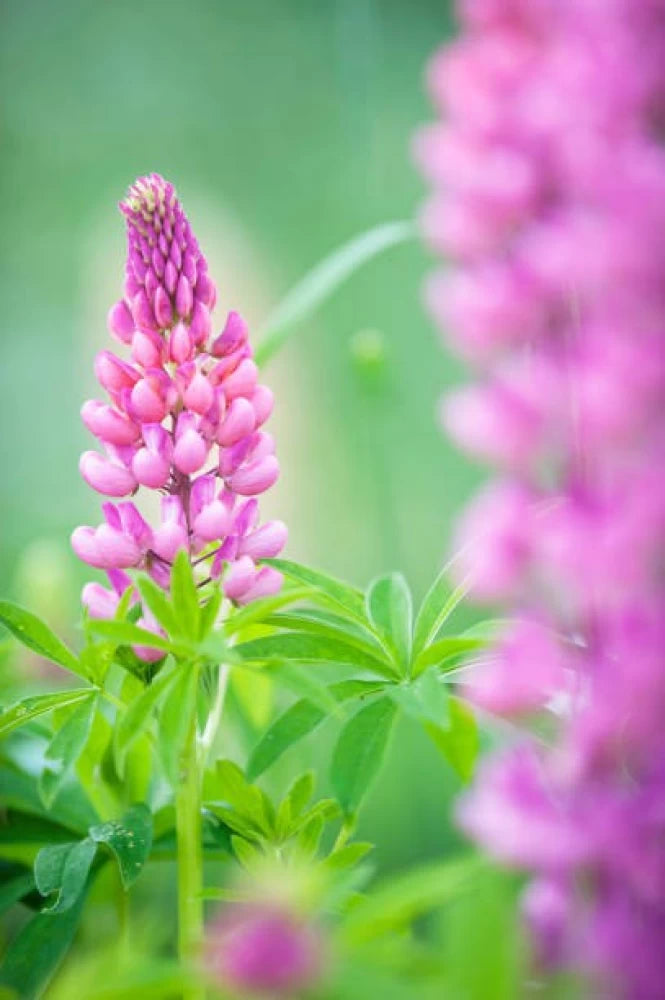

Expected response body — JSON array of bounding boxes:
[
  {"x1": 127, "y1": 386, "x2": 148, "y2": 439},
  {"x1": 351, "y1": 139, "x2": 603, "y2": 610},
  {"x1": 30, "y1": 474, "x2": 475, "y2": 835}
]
[{"x1": 175, "y1": 664, "x2": 205, "y2": 1000}]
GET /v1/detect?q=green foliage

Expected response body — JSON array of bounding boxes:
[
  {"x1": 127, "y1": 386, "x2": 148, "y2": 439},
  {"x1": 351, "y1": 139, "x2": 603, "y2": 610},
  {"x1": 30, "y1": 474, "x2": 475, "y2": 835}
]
[
  {"x1": 158, "y1": 665, "x2": 198, "y2": 785},
  {"x1": 426, "y1": 697, "x2": 479, "y2": 783},
  {"x1": 365, "y1": 572, "x2": 412, "y2": 670},
  {"x1": 34, "y1": 839, "x2": 97, "y2": 914},
  {"x1": 89, "y1": 803, "x2": 153, "y2": 889},
  {"x1": 39, "y1": 695, "x2": 98, "y2": 808},
  {"x1": 0, "y1": 601, "x2": 81, "y2": 677},
  {"x1": 0, "y1": 689, "x2": 93, "y2": 739},
  {"x1": 331, "y1": 696, "x2": 398, "y2": 815},
  {"x1": 0, "y1": 892, "x2": 86, "y2": 998}
]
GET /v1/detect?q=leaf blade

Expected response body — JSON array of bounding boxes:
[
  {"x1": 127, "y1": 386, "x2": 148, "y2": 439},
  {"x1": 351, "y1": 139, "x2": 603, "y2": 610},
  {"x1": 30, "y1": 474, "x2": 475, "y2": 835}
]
[{"x1": 331, "y1": 696, "x2": 397, "y2": 815}]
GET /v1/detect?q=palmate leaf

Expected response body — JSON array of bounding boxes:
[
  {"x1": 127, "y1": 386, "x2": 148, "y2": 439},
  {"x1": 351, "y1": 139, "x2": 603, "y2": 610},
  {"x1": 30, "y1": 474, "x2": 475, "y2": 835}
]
[
  {"x1": 223, "y1": 588, "x2": 311, "y2": 637},
  {"x1": 331, "y1": 696, "x2": 398, "y2": 816},
  {"x1": 170, "y1": 549, "x2": 201, "y2": 640},
  {"x1": 388, "y1": 670, "x2": 450, "y2": 729},
  {"x1": 365, "y1": 573, "x2": 412, "y2": 672},
  {"x1": 113, "y1": 666, "x2": 179, "y2": 776},
  {"x1": 34, "y1": 838, "x2": 97, "y2": 914},
  {"x1": 264, "y1": 559, "x2": 367, "y2": 623},
  {"x1": 412, "y1": 635, "x2": 486, "y2": 678},
  {"x1": 158, "y1": 666, "x2": 198, "y2": 785},
  {"x1": 86, "y1": 619, "x2": 175, "y2": 655},
  {"x1": 89, "y1": 803, "x2": 153, "y2": 890},
  {"x1": 262, "y1": 610, "x2": 390, "y2": 664},
  {"x1": 412, "y1": 567, "x2": 469, "y2": 661},
  {"x1": 38, "y1": 695, "x2": 99, "y2": 809},
  {"x1": 0, "y1": 891, "x2": 87, "y2": 998},
  {"x1": 426, "y1": 696, "x2": 479, "y2": 783},
  {"x1": 247, "y1": 679, "x2": 386, "y2": 780},
  {"x1": 233, "y1": 631, "x2": 398, "y2": 680},
  {"x1": 0, "y1": 601, "x2": 82, "y2": 677},
  {"x1": 0, "y1": 688, "x2": 93, "y2": 739}
]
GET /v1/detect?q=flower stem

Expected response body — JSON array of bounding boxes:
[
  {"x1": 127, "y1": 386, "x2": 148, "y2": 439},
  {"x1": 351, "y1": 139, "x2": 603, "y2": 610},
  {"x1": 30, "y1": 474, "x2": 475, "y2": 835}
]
[{"x1": 175, "y1": 668, "x2": 205, "y2": 1000}]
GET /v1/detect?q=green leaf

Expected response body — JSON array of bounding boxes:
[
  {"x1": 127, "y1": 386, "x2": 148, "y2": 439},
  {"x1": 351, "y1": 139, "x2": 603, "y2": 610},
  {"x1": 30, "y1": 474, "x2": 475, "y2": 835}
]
[
  {"x1": 204, "y1": 761, "x2": 267, "y2": 834},
  {"x1": 365, "y1": 573, "x2": 412, "y2": 671},
  {"x1": 425, "y1": 696, "x2": 479, "y2": 782},
  {"x1": 254, "y1": 220, "x2": 415, "y2": 366},
  {"x1": 262, "y1": 610, "x2": 389, "y2": 664},
  {"x1": 260, "y1": 661, "x2": 341, "y2": 715},
  {"x1": 413, "y1": 635, "x2": 486, "y2": 677},
  {"x1": 412, "y1": 568, "x2": 468, "y2": 660},
  {"x1": 158, "y1": 666, "x2": 198, "y2": 785},
  {"x1": 275, "y1": 771, "x2": 315, "y2": 840},
  {"x1": 136, "y1": 577, "x2": 179, "y2": 637},
  {"x1": 230, "y1": 835, "x2": 263, "y2": 872},
  {"x1": 34, "y1": 838, "x2": 97, "y2": 913},
  {"x1": 170, "y1": 549, "x2": 200, "y2": 641},
  {"x1": 0, "y1": 601, "x2": 81, "y2": 676},
  {"x1": 296, "y1": 815, "x2": 324, "y2": 857},
  {"x1": 89, "y1": 803, "x2": 153, "y2": 889},
  {"x1": 223, "y1": 588, "x2": 311, "y2": 637},
  {"x1": 0, "y1": 867, "x2": 35, "y2": 915},
  {"x1": 39, "y1": 695, "x2": 98, "y2": 808},
  {"x1": 342, "y1": 854, "x2": 484, "y2": 944},
  {"x1": 247, "y1": 680, "x2": 385, "y2": 780},
  {"x1": 234, "y1": 632, "x2": 397, "y2": 680},
  {"x1": 264, "y1": 559, "x2": 366, "y2": 622},
  {"x1": 331, "y1": 696, "x2": 397, "y2": 815},
  {"x1": 198, "y1": 587, "x2": 223, "y2": 640},
  {"x1": 85, "y1": 619, "x2": 175, "y2": 655},
  {"x1": 388, "y1": 670, "x2": 450, "y2": 729},
  {"x1": 323, "y1": 841, "x2": 373, "y2": 871},
  {"x1": 0, "y1": 689, "x2": 93, "y2": 739},
  {"x1": 0, "y1": 892, "x2": 86, "y2": 997},
  {"x1": 113, "y1": 668, "x2": 178, "y2": 776}
]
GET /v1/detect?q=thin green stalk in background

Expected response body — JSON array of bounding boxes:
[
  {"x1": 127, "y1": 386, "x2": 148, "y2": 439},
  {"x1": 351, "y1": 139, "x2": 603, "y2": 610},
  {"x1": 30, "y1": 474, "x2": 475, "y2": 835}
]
[
  {"x1": 175, "y1": 663, "x2": 205, "y2": 1000},
  {"x1": 255, "y1": 220, "x2": 416, "y2": 366}
]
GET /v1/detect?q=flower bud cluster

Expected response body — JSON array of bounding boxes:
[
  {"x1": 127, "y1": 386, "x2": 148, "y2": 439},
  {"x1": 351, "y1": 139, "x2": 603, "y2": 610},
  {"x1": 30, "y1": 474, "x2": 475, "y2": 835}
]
[
  {"x1": 417, "y1": 2, "x2": 665, "y2": 994},
  {"x1": 72, "y1": 175, "x2": 286, "y2": 654}
]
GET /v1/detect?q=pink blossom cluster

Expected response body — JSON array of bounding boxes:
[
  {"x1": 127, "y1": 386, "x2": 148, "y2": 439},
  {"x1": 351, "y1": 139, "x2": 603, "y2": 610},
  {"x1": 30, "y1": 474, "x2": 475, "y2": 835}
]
[
  {"x1": 72, "y1": 175, "x2": 286, "y2": 654},
  {"x1": 416, "y1": 1, "x2": 665, "y2": 995},
  {"x1": 206, "y1": 905, "x2": 323, "y2": 996}
]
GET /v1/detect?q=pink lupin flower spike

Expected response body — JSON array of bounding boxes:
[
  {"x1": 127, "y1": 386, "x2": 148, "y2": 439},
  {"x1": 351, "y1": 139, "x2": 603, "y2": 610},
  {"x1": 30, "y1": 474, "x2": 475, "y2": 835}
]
[{"x1": 72, "y1": 174, "x2": 286, "y2": 659}]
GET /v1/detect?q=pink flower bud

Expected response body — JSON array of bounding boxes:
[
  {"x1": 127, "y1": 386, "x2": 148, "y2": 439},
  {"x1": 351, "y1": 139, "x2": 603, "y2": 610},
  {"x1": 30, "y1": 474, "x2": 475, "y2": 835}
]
[
  {"x1": 132, "y1": 424, "x2": 172, "y2": 488},
  {"x1": 224, "y1": 358, "x2": 258, "y2": 401},
  {"x1": 81, "y1": 400, "x2": 140, "y2": 446},
  {"x1": 131, "y1": 330, "x2": 164, "y2": 368},
  {"x1": 130, "y1": 377, "x2": 168, "y2": 423},
  {"x1": 193, "y1": 497, "x2": 233, "y2": 543},
  {"x1": 189, "y1": 300, "x2": 211, "y2": 345},
  {"x1": 107, "y1": 300, "x2": 135, "y2": 344},
  {"x1": 81, "y1": 582, "x2": 120, "y2": 619},
  {"x1": 206, "y1": 907, "x2": 323, "y2": 995},
  {"x1": 239, "y1": 521, "x2": 288, "y2": 560},
  {"x1": 168, "y1": 321, "x2": 195, "y2": 363},
  {"x1": 217, "y1": 397, "x2": 256, "y2": 446},
  {"x1": 184, "y1": 371, "x2": 215, "y2": 415},
  {"x1": 132, "y1": 289, "x2": 159, "y2": 333},
  {"x1": 223, "y1": 555, "x2": 257, "y2": 601},
  {"x1": 212, "y1": 311, "x2": 248, "y2": 357},
  {"x1": 196, "y1": 272, "x2": 217, "y2": 309},
  {"x1": 228, "y1": 455, "x2": 280, "y2": 496},
  {"x1": 251, "y1": 385, "x2": 275, "y2": 427},
  {"x1": 235, "y1": 566, "x2": 284, "y2": 605},
  {"x1": 176, "y1": 274, "x2": 193, "y2": 318},
  {"x1": 94, "y1": 523, "x2": 142, "y2": 568},
  {"x1": 153, "y1": 284, "x2": 173, "y2": 328},
  {"x1": 152, "y1": 496, "x2": 188, "y2": 562},
  {"x1": 79, "y1": 451, "x2": 136, "y2": 497},
  {"x1": 94, "y1": 351, "x2": 140, "y2": 394},
  {"x1": 132, "y1": 611, "x2": 166, "y2": 662},
  {"x1": 71, "y1": 526, "x2": 108, "y2": 568},
  {"x1": 174, "y1": 413, "x2": 209, "y2": 474}
]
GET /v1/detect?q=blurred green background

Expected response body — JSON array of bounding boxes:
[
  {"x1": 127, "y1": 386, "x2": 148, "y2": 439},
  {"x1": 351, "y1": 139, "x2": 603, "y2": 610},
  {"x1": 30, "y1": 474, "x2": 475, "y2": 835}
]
[{"x1": 0, "y1": 0, "x2": 482, "y2": 871}]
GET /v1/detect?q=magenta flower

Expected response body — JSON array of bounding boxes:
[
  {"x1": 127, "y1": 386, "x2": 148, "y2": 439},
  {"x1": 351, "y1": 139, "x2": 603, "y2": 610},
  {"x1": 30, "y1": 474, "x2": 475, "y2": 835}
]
[
  {"x1": 72, "y1": 175, "x2": 286, "y2": 652},
  {"x1": 417, "y1": 1, "x2": 665, "y2": 994},
  {"x1": 205, "y1": 905, "x2": 323, "y2": 997}
]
